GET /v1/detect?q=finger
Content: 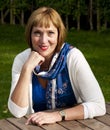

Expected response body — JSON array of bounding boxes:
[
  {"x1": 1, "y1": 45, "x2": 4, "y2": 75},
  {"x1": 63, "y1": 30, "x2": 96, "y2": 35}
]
[
  {"x1": 39, "y1": 60, "x2": 44, "y2": 65},
  {"x1": 32, "y1": 51, "x2": 45, "y2": 62},
  {"x1": 30, "y1": 115, "x2": 41, "y2": 124},
  {"x1": 34, "y1": 117, "x2": 44, "y2": 126},
  {"x1": 25, "y1": 114, "x2": 37, "y2": 125},
  {"x1": 25, "y1": 118, "x2": 31, "y2": 125}
]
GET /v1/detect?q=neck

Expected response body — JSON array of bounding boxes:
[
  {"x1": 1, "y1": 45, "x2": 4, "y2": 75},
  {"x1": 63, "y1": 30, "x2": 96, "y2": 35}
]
[
  {"x1": 44, "y1": 52, "x2": 55, "y2": 64},
  {"x1": 41, "y1": 52, "x2": 55, "y2": 71},
  {"x1": 41, "y1": 58, "x2": 52, "y2": 71}
]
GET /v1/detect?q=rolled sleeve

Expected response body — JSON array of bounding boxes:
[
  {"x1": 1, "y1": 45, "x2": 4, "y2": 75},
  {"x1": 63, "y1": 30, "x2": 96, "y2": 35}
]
[
  {"x1": 8, "y1": 98, "x2": 28, "y2": 118},
  {"x1": 82, "y1": 101, "x2": 106, "y2": 119}
]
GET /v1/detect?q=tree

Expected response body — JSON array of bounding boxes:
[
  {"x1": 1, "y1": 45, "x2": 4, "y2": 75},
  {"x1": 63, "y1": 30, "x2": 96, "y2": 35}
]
[
  {"x1": 72, "y1": 0, "x2": 87, "y2": 30},
  {"x1": 76, "y1": 0, "x2": 80, "y2": 31},
  {"x1": 15, "y1": 0, "x2": 29, "y2": 26},
  {"x1": 33, "y1": 0, "x2": 73, "y2": 30},
  {"x1": 89, "y1": 0, "x2": 93, "y2": 30},
  {"x1": 57, "y1": 0, "x2": 74, "y2": 30},
  {"x1": 99, "y1": 0, "x2": 110, "y2": 30},
  {"x1": 0, "y1": 0, "x2": 10, "y2": 24},
  {"x1": 10, "y1": 0, "x2": 16, "y2": 24},
  {"x1": 95, "y1": 0, "x2": 100, "y2": 31},
  {"x1": 1, "y1": 0, "x2": 110, "y2": 30},
  {"x1": 52, "y1": 0, "x2": 77, "y2": 30}
]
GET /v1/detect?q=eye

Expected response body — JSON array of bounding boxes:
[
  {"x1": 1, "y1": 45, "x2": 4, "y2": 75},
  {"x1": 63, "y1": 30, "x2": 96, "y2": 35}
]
[
  {"x1": 48, "y1": 31, "x2": 54, "y2": 36},
  {"x1": 49, "y1": 31, "x2": 54, "y2": 34},
  {"x1": 33, "y1": 31, "x2": 41, "y2": 36}
]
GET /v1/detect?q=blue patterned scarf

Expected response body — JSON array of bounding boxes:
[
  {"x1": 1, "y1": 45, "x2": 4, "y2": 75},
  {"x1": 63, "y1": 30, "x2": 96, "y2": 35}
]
[{"x1": 32, "y1": 43, "x2": 77, "y2": 111}]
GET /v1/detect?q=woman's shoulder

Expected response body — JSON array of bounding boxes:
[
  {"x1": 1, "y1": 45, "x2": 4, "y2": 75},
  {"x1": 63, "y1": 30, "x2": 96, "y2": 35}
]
[
  {"x1": 67, "y1": 45, "x2": 87, "y2": 67},
  {"x1": 68, "y1": 46, "x2": 84, "y2": 59},
  {"x1": 14, "y1": 48, "x2": 31, "y2": 63},
  {"x1": 15, "y1": 48, "x2": 31, "y2": 59}
]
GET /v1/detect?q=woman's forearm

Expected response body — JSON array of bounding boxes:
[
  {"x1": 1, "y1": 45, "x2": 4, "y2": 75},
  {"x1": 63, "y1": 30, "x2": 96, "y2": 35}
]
[
  {"x1": 63, "y1": 104, "x2": 84, "y2": 120},
  {"x1": 11, "y1": 66, "x2": 32, "y2": 107}
]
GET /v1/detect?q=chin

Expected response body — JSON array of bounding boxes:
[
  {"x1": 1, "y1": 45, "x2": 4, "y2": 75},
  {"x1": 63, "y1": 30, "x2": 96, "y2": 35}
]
[{"x1": 39, "y1": 52, "x2": 47, "y2": 57}]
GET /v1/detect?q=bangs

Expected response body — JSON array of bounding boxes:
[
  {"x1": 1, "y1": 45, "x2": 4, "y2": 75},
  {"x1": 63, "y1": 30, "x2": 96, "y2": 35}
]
[
  {"x1": 33, "y1": 13, "x2": 55, "y2": 28},
  {"x1": 32, "y1": 10, "x2": 58, "y2": 28}
]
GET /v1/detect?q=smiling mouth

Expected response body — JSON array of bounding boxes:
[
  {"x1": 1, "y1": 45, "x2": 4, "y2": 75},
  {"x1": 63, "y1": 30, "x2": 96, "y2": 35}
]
[{"x1": 40, "y1": 46, "x2": 48, "y2": 51}]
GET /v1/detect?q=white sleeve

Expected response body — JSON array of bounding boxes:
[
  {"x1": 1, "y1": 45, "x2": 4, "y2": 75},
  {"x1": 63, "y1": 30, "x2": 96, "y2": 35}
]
[
  {"x1": 67, "y1": 48, "x2": 106, "y2": 119},
  {"x1": 8, "y1": 49, "x2": 34, "y2": 118},
  {"x1": 8, "y1": 98, "x2": 28, "y2": 118}
]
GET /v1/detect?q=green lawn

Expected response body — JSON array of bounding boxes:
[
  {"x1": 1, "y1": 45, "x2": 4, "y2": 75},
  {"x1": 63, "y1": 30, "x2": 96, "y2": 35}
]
[{"x1": 0, "y1": 25, "x2": 110, "y2": 119}]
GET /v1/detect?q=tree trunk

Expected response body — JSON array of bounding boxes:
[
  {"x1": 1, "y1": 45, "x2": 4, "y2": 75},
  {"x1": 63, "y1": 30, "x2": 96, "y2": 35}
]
[
  {"x1": 77, "y1": 15, "x2": 80, "y2": 31},
  {"x1": 10, "y1": 0, "x2": 13, "y2": 24},
  {"x1": 89, "y1": 0, "x2": 93, "y2": 30},
  {"x1": 77, "y1": 0, "x2": 80, "y2": 31},
  {"x1": 10, "y1": 0, "x2": 15, "y2": 24},
  {"x1": 65, "y1": 15, "x2": 69, "y2": 31},
  {"x1": 1, "y1": 10, "x2": 4, "y2": 24},
  {"x1": 97, "y1": 0, "x2": 100, "y2": 31},
  {"x1": 4, "y1": 9, "x2": 9, "y2": 19},
  {"x1": 103, "y1": 20, "x2": 107, "y2": 30},
  {"x1": 21, "y1": 9, "x2": 24, "y2": 26}
]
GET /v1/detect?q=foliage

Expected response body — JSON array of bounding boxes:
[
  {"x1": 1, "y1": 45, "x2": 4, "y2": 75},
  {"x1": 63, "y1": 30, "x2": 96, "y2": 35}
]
[
  {"x1": 0, "y1": 0, "x2": 110, "y2": 30},
  {"x1": 0, "y1": 0, "x2": 9, "y2": 10},
  {"x1": 99, "y1": 0, "x2": 110, "y2": 22}
]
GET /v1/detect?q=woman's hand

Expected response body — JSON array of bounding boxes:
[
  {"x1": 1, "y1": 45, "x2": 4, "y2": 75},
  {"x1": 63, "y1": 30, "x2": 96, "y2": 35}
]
[
  {"x1": 26, "y1": 111, "x2": 62, "y2": 126},
  {"x1": 23, "y1": 51, "x2": 45, "y2": 73}
]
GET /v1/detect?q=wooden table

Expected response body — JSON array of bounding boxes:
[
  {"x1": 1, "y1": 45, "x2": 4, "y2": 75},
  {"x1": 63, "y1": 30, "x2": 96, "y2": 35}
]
[{"x1": 0, "y1": 103, "x2": 110, "y2": 130}]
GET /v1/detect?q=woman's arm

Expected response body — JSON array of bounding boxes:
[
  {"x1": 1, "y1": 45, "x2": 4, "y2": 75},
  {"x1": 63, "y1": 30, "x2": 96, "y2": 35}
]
[
  {"x1": 67, "y1": 48, "x2": 106, "y2": 119},
  {"x1": 11, "y1": 64, "x2": 32, "y2": 107},
  {"x1": 8, "y1": 49, "x2": 45, "y2": 117}
]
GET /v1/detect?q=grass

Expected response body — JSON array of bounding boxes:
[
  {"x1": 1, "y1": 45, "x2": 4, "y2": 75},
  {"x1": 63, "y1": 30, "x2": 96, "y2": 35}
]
[
  {"x1": 0, "y1": 24, "x2": 27, "y2": 119},
  {"x1": 0, "y1": 25, "x2": 110, "y2": 119}
]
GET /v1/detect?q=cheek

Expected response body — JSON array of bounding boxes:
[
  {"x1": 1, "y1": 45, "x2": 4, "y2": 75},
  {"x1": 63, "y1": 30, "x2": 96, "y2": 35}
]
[
  {"x1": 31, "y1": 37, "x2": 39, "y2": 44},
  {"x1": 51, "y1": 40, "x2": 58, "y2": 50},
  {"x1": 50, "y1": 39, "x2": 57, "y2": 48},
  {"x1": 51, "y1": 35, "x2": 58, "y2": 44}
]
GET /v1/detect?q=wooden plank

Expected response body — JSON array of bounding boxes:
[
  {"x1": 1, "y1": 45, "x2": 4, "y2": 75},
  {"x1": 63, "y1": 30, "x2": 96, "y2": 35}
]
[
  {"x1": 106, "y1": 102, "x2": 110, "y2": 105},
  {"x1": 78, "y1": 118, "x2": 110, "y2": 130},
  {"x1": 106, "y1": 104, "x2": 110, "y2": 114},
  {"x1": 25, "y1": 115, "x2": 68, "y2": 130},
  {"x1": 41, "y1": 123, "x2": 67, "y2": 130},
  {"x1": 96, "y1": 114, "x2": 110, "y2": 126},
  {"x1": 0, "y1": 119, "x2": 19, "y2": 130},
  {"x1": 7, "y1": 117, "x2": 43, "y2": 130},
  {"x1": 58, "y1": 120, "x2": 91, "y2": 130},
  {"x1": 0, "y1": 102, "x2": 109, "y2": 130},
  {"x1": 25, "y1": 115, "x2": 91, "y2": 130}
]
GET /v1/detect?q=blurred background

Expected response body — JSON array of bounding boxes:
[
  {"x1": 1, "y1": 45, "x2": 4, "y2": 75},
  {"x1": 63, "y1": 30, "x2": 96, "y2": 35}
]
[{"x1": 1, "y1": 0, "x2": 110, "y2": 30}]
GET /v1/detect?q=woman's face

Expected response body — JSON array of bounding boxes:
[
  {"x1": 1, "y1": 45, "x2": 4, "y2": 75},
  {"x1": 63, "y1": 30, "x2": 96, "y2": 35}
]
[{"x1": 31, "y1": 22, "x2": 58, "y2": 59}]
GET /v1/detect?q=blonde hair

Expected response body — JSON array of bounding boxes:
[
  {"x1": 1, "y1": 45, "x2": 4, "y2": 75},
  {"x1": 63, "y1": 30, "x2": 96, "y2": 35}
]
[{"x1": 25, "y1": 7, "x2": 66, "y2": 52}]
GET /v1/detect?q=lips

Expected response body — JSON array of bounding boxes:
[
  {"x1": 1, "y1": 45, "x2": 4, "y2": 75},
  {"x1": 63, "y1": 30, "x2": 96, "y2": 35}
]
[{"x1": 40, "y1": 45, "x2": 48, "y2": 51}]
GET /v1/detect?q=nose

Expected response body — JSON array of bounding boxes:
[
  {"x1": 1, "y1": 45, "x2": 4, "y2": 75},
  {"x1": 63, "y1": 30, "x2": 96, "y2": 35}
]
[{"x1": 40, "y1": 33, "x2": 48, "y2": 44}]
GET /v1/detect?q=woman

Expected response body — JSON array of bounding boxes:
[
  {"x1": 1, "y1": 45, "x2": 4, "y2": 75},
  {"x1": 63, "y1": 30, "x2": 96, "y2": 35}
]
[{"x1": 8, "y1": 7, "x2": 106, "y2": 126}]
